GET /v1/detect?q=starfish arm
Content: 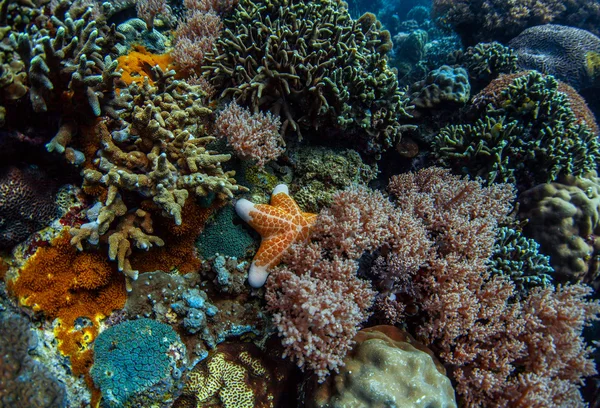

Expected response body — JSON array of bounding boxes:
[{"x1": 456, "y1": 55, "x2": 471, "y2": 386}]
[
  {"x1": 236, "y1": 199, "x2": 293, "y2": 237},
  {"x1": 249, "y1": 231, "x2": 296, "y2": 287},
  {"x1": 271, "y1": 191, "x2": 304, "y2": 218}
]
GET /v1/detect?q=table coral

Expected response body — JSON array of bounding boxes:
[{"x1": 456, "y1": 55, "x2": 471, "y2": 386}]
[
  {"x1": 308, "y1": 325, "x2": 457, "y2": 408},
  {"x1": 7, "y1": 230, "x2": 127, "y2": 398},
  {"x1": 90, "y1": 318, "x2": 187, "y2": 408},
  {"x1": 202, "y1": 0, "x2": 412, "y2": 157}
]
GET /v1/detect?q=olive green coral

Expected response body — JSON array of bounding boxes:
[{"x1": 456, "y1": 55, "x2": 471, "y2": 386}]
[
  {"x1": 433, "y1": 71, "x2": 600, "y2": 188},
  {"x1": 202, "y1": 0, "x2": 412, "y2": 157}
]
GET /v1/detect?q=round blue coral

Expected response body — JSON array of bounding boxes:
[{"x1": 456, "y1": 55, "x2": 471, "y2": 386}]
[{"x1": 90, "y1": 318, "x2": 186, "y2": 408}]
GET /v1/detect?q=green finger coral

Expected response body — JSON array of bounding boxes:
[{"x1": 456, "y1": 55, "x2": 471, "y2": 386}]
[
  {"x1": 433, "y1": 71, "x2": 600, "y2": 189},
  {"x1": 201, "y1": 0, "x2": 412, "y2": 157}
]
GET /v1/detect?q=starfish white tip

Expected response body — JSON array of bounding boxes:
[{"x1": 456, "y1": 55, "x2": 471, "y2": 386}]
[
  {"x1": 248, "y1": 262, "x2": 269, "y2": 288},
  {"x1": 272, "y1": 184, "x2": 289, "y2": 195},
  {"x1": 235, "y1": 198, "x2": 256, "y2": 223}
]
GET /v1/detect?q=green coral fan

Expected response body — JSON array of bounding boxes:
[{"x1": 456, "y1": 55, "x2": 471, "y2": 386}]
[
  {"x1": 90, "y1": 318, "x2": 187, "y2": 408},
  {"x1": 433, "y1": 71, "x2": 600, "y2": 188},
  {"x1": 289, "y1": 146, "x2": 377, "y2": 213},
  {"x1": 488, "y1": 227, "x2": 553, "y2": 296},
  {"x1": 201, "y1": 0, "x2": 412, "y2": 157},
  {"x1": 519, "y1": 172, "x2": 600, "y2": 287},
  {"x1": 196, "y1": 205, "x2": 255, "y2": 260}
]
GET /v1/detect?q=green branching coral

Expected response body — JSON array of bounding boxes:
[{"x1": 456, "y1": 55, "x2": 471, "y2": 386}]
[
  {"x1": 488, "y1": 227, "x2": 553, "y2": 296},
  {"x1": 202, "y1": 0, "x2": 412, "y2": 157},
  {"x1": 460, "y1": 42, "x2": 518, "y2": 83},
  {"x1": 433, "y1": 71, "x2": 600, "y2": 188}
]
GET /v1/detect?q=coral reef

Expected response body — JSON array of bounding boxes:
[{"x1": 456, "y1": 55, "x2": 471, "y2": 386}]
[
  {"x1": 90, "y1": 318, "x2": 187, "y2": 408},
  {"x1": 456, "y1": 42, "x2": 518, "y2": 85},
  {"x1": 202, "y1": 0, "x2": 412, "y2": 156},
  {"x1": 519, "y1": 173, "x2": 600, "y2": 287},
  {"x1": 509, "y1": 24, "x2": 600, "y2": 90},
  {"x1": 8, "y1": 230, "x2": 126, "y2": 392},
  {"x1": 0, "y1": 312, "x2": 67, "y2": 408},
  {"x1": 215, "y1": 102, "x2": 284, "y2": 167},
  {"x1": 432, "y1": 0, "x2": 600, "y2": 46},
  {"x1": 308, "y1": 325, "x2": 457, "y2": 408},
  {"x1": 0, "y1": 165, "x2": 59, "y2": 248},
  {"x1": 434, "y1": 71, "x2": 600, "y2": 188}
]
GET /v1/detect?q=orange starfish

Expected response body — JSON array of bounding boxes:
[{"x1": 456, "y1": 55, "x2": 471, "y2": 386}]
[{"x1": 235, "y1": 184, "x2": 317, "y2": 288}]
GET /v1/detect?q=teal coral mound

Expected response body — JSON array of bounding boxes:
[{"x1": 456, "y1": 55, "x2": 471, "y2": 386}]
[
  {"x1": 433, "y1": 71, "x2": 600, "y2": 189},
  {"x1": 202, "y1": 0, "x2": 412, "y2": 157},
  {"x1": 196, "y1": 205, "x2": 255, "y2": 260},
  {"x1": 488, "y1": 227, "x2": 553, "y2": 296},
  {"x1": 409, "y1": 65, "x2": 470, "y2": 113},
  {"x1": 91, "y1": 318, "x2": 187, "y2": 408}
]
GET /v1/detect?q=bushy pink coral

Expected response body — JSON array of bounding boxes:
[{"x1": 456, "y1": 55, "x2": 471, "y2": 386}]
[
  {"x1": 136, "y1": 0, "x2": 170, "y2": 31},
  {"x1": 172, "y1": 6, "x2": 222, "y2": 75},
  {"x1": 215, "y1": 102, "x2": 284, "y2": 167}
]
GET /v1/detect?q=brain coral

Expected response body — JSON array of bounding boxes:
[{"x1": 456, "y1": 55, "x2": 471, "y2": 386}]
[
  {"x1": 308, "y1": 325, "x2": 457, "y2": 408},
  {"x1": 0, "y1": 165, "x2": 58, "y2": 248},
  {"x1": 90, "y1": 318, "x2": 187, "y2": 408},
  {"x1": 509, "y1": 24, "x2": 600, "y2": 90},
  {"x1": 202, "y1": 0, "x2": 412, "y2": 157},
  {"x1": 519, "y1": 173, "x2": 600, "y2": 288}
]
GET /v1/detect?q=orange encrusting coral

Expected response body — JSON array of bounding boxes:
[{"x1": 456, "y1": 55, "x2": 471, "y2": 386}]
[
  {"x1": 7, "y1": 230, "x2": 127, "y2": 405},
  {"x1": 116, "y1": 45, "x2": 175, "y2": 85},
  {"x1": 130, "y1": 200, "x2": 220, "y2": 273}
]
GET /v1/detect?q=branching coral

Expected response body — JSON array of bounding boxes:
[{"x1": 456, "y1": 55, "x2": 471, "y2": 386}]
[
  {"x1": 202, "y1": 0, "x2": 412, "y2": 157},
  {"x1": 67, "y1": 69, "x2": 246, "y2": 286},
  {"x1": 433, "y1": 71, "x2": 600, "y2": 188}
]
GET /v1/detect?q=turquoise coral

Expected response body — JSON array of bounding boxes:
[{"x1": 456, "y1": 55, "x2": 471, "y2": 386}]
[{"x1": 90, "y1": 318, "x2": 187, "y2": 408}]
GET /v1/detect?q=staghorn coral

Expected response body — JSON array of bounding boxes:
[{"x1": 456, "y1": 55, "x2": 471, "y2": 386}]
[
  {"x1": 432, "y1": 0, "x2": 600, "y2": 46},
  {"x1": 0, "y1": 312, "x2": 67, "y2": 408},
  {"x1": 519, "y1": 173, "x2": 600, "y2": 288},
  {"x1": 7, "y1": 230, "x2": 127, "y2": 400},
  {"x1": 11, "y1": 0, "x2": 124, "y2": 119},
  {"x1": 0, "y1": 165, "x2": 59, "y2": 248},
  {"x1": 308, "y1": 326, "x2": 457, "y2": 408},
  {"x1": 433, "y1": 71, "x2": 600, "y2": 188},
  {"x1": 202, "y1": 1, "x2": 412, "y2": 157},
  {"x1": 90, "y1": 318, "x2": 187, "y2": 408},
  {"x1": 215, "y1": 101, "x2": 284, "y2": 167},
  {"x1": 509, "y1": 24, "x2": 600, "y2": 91},
  {"x1": 69, "y1": 69, "x2": 246, "y2": 285}
]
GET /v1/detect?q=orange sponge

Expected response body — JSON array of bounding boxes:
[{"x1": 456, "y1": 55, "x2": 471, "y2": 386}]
[{"x1": 117, "y1": 45, "x2": 174, "y2": 85}]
